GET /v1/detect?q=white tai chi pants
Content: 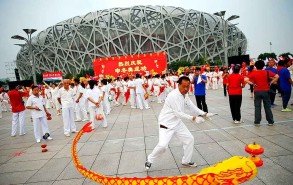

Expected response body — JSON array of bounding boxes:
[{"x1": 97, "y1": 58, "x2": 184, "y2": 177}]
[
  {"x1": 2, "y1": 100, "x2": 11, "y2": 112},
  {"x1": 33, "y1": 117, "x2": 50, "y2": 140},
  {"x1": 11, "y1": 110, "x2": 26, "y2": 136},
  {"x1": 45, "y1": 98, "x2": 52, "y2": 109},
  {"x1": 62, "y1": 107, "x2": 76, "y2": 135},
  {"x1": 129, "y1": 94, "x2": 136, "y2": 108},
  {"x1": 154, "y1": 86, "x2": 161, "y2": 103},
  {"x1": 89, "y1": 106, "x2": 107, "y2": 128},
  {"x1": 212, "y1": 77, "x2": 218, "y2": 90},
  {"x1": 75, "y1": 98, "x2": 88, "y2": 120},
  {"x1": 147, "y1": 122, "x2": 194, "y2": 164},
  {"x1": 136, "y1": 93, "x2": 149, "y2": 110},
  {"x1": 102, "y1": 94, "x2": 111, "y2": 114}
]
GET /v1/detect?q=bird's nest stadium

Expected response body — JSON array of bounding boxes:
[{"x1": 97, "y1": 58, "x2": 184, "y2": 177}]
[{"x1": 15, "y1": 5, "x2": 247, "y2": 79}]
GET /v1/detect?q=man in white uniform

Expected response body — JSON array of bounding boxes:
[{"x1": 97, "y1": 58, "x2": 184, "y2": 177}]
[
  {"x1": 134, "y1": 73, "x2": 150, "y2": 110},
  {"x1": 26, "y1": 86, "x2": 53, "y2": 143},
  {"x1": 44, "y1": 85, "x2": 52, "y2": 109},
  {"x1": 74, "y1": 79, "x2": 89, "y2": 122},
  {"x1": 127, "y1": 75, "x2": 136, "y2": 108},
  {"x1": 145, "y1": 76, "x2": 214, "y2": 170},
  {"x1": 58, "y1": 79, "x2": 77, "y2": 137}
]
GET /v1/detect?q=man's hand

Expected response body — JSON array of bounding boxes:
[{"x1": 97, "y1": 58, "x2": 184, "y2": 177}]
[
  {"x1": 192, "y1": 116, "x2": 196, "y2": 121},
  {"x1": 76, "y1": 99, "x2": 79, "y2": 103},
  {"x1": 35, "y1": 106, "x2": 41, "y2": 111}
]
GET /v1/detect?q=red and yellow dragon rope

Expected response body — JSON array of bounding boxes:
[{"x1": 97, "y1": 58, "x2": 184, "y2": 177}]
[{"x1": 72, "y1": 122, "x2": 259, "y2": 185}]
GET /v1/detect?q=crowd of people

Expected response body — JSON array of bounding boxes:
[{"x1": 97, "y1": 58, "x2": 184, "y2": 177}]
[{"x1": 0, "y1": 58, "x2": 292, "y2": 146}]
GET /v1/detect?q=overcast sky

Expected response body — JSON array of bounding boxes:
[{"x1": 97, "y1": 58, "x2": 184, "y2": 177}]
[{"x1": 0, "y1": 0, "x2": 292, "y2": 79}]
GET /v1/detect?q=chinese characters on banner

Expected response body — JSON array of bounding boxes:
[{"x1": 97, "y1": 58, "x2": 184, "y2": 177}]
[
  {"x1": 92, "y1": 52, "x2": 167, "y2": 77},
  {"x1": 42, "y1": 72, "x2": 63, "y2": 81}
]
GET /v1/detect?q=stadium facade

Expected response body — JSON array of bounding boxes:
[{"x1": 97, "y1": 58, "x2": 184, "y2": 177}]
[{"x1": 15, "y1": 5, "x2": 247, "y2": 79}]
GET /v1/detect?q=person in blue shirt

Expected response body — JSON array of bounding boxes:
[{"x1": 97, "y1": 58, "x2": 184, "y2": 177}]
[
  {"x1": 279, "y1": 59, "x2": 293, "y2": 112},
  {"x1": 265, "y1": 60, "x2": 278, "y2": 106},
  {"x1": 191, "y1": 67, "x2": 208, "y2": 112}
]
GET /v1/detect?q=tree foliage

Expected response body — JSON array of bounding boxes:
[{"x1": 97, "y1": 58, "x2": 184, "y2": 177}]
[
  {"x1": 168, "y1": 61, "x2": 193, "y2": 71},
  {"x1": 279, "y1": 52, "x2": 293, "y2": 58},
  {"x1": 258, "y1": 53, "x2": 277, "y2": 60}
]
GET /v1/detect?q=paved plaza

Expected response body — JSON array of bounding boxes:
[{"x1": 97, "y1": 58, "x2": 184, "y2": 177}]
[{"x1": 0, "y1": 88, "x2": 293, "y2": 185}]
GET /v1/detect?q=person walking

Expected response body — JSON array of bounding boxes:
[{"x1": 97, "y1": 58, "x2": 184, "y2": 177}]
[
  {"x1": 245, "y1": 60, "x2": 279, "y2": 126},
  {"x1": 279, "y1": 59, "x2": 293, "y2": 112},
  {"x1": 26, "y1": 86, "x2": 53, "y2": 143},
  {"x1": 227, "y1": 65, "x2": 245, "y2": 124},
  {"x1": 134, "y1": 73, "x2": 150, "y2": 110},
  {"x1": 57, "y1": 79, "x2": 78, "y2": 137},
  {"x1": 192, "y1": 67, "x2": 208, "y2": 112},
  {"x1": 145, "y1": 76, "x2": 214, "y2": 170},
  {"x1": 74, "y1": 78, "x2": 89, "y2": 122},
  {"x1": 8, "y1": 84, "x2": 29, "y2": 137}
]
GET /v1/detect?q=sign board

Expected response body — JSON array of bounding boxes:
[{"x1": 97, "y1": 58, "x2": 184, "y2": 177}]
[
  {"x1": 92, "y1": 52, "x2": 167, "y2": 77},
  {"x1": 42, "y1": 72, "x2": 63, "y2": 81}
]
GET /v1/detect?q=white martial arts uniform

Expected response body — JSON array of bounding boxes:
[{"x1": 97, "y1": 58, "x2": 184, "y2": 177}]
[
  {"x1": 134, "y1": 78, "x2": 150, "y2": 110},
  {"x1": 26, "y1": 95, "x2": 50, "y2": 140},
  {"x1": 127, "y1": 80, "x2": 136, "y2": 108},
  {"x1": 51, "y1": 87, "x2": 61, "y2": 112},
  {"x1": 44, "y1": 88, "x2": 52, "y2": 109},
  {"x1": 74, "y1": 84, "x2": 88, "y2": 121},
  {"x1": 58, "y1": 87, "x2": 77, "y2": 135},
  {"x1": 1, "y1": 92, "x2": 11, "y2": 112},
  {"x1": 153, "y1": 78, "x2": 162, "y2": 103},
  {"x1": 147, "y1": 88, "x2": 205, "y2": 164},
  {"x1": 101, "y1": 85, "x2": 111, "y2": 114},
  {"x1": 86, "y1": 86, "x2": 107, "y2": 128},
  {"x1": 211, "y1": 71, "x2": 219, "y2": 90}
]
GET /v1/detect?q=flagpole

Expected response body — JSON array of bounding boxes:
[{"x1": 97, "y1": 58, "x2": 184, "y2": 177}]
[{"x1": 270, "y1": 42, "x2": 272, "y2": 52}]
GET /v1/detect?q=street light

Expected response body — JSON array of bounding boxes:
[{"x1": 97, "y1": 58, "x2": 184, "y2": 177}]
[
  {"x1": 214, "y1": 11, "x2": 239, "y2": 66},
  {"x1": 11, "y1": 29, "x2": 37, "y2": 85}
]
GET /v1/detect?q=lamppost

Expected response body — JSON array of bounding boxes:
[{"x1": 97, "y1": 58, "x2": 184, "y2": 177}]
[
  {"x1": 11, "y1": 29, "x2": 37, "y2": 85},
  {"x1": 214, "y1": 11, "x2": 239, "y2": 66}
]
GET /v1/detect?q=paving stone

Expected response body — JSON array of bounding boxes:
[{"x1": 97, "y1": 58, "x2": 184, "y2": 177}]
[
  {"x1": 170, "y1": 146, "x2": 208, "y2": 166},
  {"x1": 263, "y1": 134, "x2": 293, "y2": 152},
  {"x1": 218, "y1": 140, "x2": 247, "y2": 156},
  {"x1": 123, "y1": 137, "x2": 145, "y2": 152},
  {"x1": 224, "y1": 127, "x2": 259, "y2": 139},
  {"x1": 125, "y1": 127, "x2": 144, "y2": 138},
  {"x1": 25, "y1": 181, "x2": 54, "y2": 185},
  {"x1": 144, "y1": 136, "x2": 158, "y2": 150},
  {"x1": 179, "y1": 165, "x2": 209, "y2": 175},
  {"x1": 143, "y1": 126, "x2": 158, "y2": 136},
  {"x1": 53, "y1": 143, "x2": 84, "y2": 158},
  {"x1": 0, "y1": 159, "x2": 48, "y2": 173},
  {"x1": 91, "y1": 152, "x2": 121, "y2": 176},
  {"x1": 88, "y1": 131, "x2": 109, "y2": 142},
  {"x1": 270, "y1": 155, "x2": 293, "y2": 173},
  {"x1": 100, "y1": 140, "x2": 124, "y2": 154},
  {"x1": 78, "y1": 141, "x2": 103, "y2": 156},
  {"x1": 243, "y1": 125, "x2": 280, "y2": 136},
  {"x1": 107, "y1": 129, "x2": 127, "y2": 140},
  {"x1": 242, "y1": 177, "x2": 265, "y2": 185},
  {"x1": 204, "y1": 129, "x2": 236, "y2": 142},
  {"x1": 190, "y1": 131, "x2": 216, "y2": 145},
  {"x1": 256, "y1": 158, "x2": 293, "y2": 185},
  {"x1": 0, "y1": 170, "x2": 38, "y2": 185},
  {"x1": 148, "y1": 168, "x2": 181, "y2": 177},
  {"x1": 195, "y1": 142, "x2": 231, "y2": 165},
  {"x1": 57, "y1": 155, "x2": 96, "y2": 180},
  {"x1": 118, "y1": 150, "x2": 146, "y2": 174},
  {"x1": 27, "y1": 158, "x2": 71, "y2": 182},
  {"x1": 53, "y1": 178, "x2": 85, "y2": 185},
  {"x1": 7, "y1": 151, "x2": 58, "y2": 163}
]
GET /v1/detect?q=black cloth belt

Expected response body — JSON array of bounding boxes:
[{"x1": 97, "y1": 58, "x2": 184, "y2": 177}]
[{"x1": 160, "y1": 124, "x2": 168, "y2": 129}]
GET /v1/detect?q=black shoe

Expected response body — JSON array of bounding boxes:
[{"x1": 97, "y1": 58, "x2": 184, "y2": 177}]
[
  {"x1": 182, "y1": 162, "x2": 197, "y2": 167},
  {"x1": 145, "y1": 161, "x2": 152, "y2": 170}
]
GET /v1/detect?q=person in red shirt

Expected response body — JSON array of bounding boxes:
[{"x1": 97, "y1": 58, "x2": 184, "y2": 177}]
[
  {"x1": 7, "y1": 84, "x2": 29, "y2": 136},
  {"x1": 227, "y1": 65, "x2": 245, "y2": 124},
  {"x1": 245, "y1": 60, "x2": 279, "y2": 126},
  {"x1": 222, "y1": 68, "x2": 229, "y2": 97}
]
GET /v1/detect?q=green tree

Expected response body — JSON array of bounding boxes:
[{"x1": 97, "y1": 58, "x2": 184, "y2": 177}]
[
  {"x1": 257, "y1": 53, "x2": 277, "y2": 60},
  {"x1": 168, "y1": 61, "x2": 193, "y2": 71},
  {"x1": 64, "y1": 73, "x2": 73, "y2": 79},
  {"x1": 279, "y1": 52, "x2": 293, "y2": 59}
]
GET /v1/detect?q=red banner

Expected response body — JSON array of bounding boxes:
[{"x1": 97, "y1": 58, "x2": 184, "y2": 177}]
[
  {"x1": 92, "y1": 52, "x2": 167, "y2": 77},
  {"x1": 42, "y1": 72, "x2": 63, "y2": 81}
]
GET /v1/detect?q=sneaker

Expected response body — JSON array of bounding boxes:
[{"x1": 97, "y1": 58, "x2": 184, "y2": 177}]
[
  {"x1": 182, "y1": 162, "x2": 197, "y2": 167},
  {"x1": 82, "y1": 119, "x2": 89, "y2": 122},
  {"x1": 20, "y1": 133, "x2": 26, "y2": 136},
  {"x1": 145, "y1": 161, "x2": 152, "y2": 170},
  {"x1": 74, "y1": 119, "x2": 82, "y2": 122},
  {"x1": 71, "y1": 130, "x2": 78, "y2": 133},
  {"x1": 281, "y1": 108, "x2": 292, "y2": 112},
  {"x1": 145, "y1": 107, "x2": 151, "y2": 109},
  {"x1": 11, "y1": 134, "x2": 16, "y2": 137},
  {"x1": 268, "y1": 123, "x2": 274, "y2": 126},
  {"x1": 131, "y1": 106, "x2": 136, "y2": 109},
  {"x1": 254, "y1": 123, "x2": 261, "y2": 127},
  {"x1": 65, "y1": 134, "x2": 70, "y2": 137},
  {"x1": 234, "y1": 120, "x2": 241, "y2": 124},
  {"x1": 36, "y1": 139, "x2": 41, "y2": 143},
  {"x1": 47, "y1": 137, "x2": 53, "y2": 140}
]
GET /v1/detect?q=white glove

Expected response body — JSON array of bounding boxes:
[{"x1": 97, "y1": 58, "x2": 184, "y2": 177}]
[
  {"x1": 206, "y1": 113, "x2": 218, "y2": 117},
  {"x1": 195, "y1": 116, "x2": 205, "y2": 124}
]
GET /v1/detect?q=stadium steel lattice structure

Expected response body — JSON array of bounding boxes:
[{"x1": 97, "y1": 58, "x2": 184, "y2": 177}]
[{"x1": 15, "y1": 5, "x2": 247, "y2": 79}]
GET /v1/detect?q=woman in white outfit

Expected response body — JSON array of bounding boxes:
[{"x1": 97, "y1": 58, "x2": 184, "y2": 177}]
[
  {"x1": 134, "y1": 73, "x2": 150, "y2": 110},
  {"x1": 101, "y1": 79, "x2": 111, "y2": 115},
  {"x1": 86, "y1": 80, "x2": 107, "y2": 129}
]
